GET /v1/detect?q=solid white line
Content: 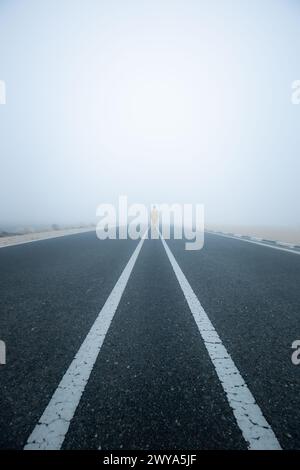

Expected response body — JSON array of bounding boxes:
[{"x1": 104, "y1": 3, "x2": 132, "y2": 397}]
[
  {"x1": 206, "y1": 231, "x2": 300, "y2": 256},
  {"x1": 275, "y1": 241, "x2": 295, "y2": 249},
  {"x1": 160, "y1": 235, "x2": 281, "y2": 450},
  {"x1": 24, "y1": 233, "x2": 147, "y2": 450}
]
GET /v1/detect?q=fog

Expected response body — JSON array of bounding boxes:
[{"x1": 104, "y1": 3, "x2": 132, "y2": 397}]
[{"x1": 0, "y1": 0, "x2": 300, "y2": 230}]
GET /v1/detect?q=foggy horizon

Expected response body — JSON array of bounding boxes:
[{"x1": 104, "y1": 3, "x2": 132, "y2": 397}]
[{"x1": 1, "y1": 0, "x2": 300, "y2": 230}]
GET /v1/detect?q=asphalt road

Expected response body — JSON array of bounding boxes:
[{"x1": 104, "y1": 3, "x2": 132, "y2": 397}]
[{"x1": 0, "y1": 231, "x2": 299, "y2": 450}]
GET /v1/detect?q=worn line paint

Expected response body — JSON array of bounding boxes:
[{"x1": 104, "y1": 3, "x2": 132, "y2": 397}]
[
  {"x1": 160, "y1": 235, "x2": 281, "y2": 450},
  {"x1": 25, "y1": 234, "x2": 146, "y2": 450}
]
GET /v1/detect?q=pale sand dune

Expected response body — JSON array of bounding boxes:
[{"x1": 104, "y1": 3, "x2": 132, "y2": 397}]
[{"x1": 206, "y1": 225, "x2": 300, "y2": 246}]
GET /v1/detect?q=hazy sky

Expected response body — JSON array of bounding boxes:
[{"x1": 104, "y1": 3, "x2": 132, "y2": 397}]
[{"x1": 0, "y1": 0, "x2": 299, "y2": 228}]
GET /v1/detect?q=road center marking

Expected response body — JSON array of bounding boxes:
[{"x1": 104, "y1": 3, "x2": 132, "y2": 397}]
[
  {"x1": 160, "y1": 235, "x2": 281, "y2": 450},
  {"x1": 24, "y1": 233, "x2": 147, "y2": 450}
]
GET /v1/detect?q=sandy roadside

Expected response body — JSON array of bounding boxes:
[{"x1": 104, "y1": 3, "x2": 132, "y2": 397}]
[
  {"x1": 206, "y1": 225, "x2": 300, "y2": 246},
  {"x1": 0, "y1": 227, "x2": 95, "y2": 248}
]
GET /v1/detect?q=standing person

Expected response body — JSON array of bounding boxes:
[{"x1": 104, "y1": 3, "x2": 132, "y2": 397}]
[{"x1": 150, "y1": 205, "x2": 159, "y2": 235}]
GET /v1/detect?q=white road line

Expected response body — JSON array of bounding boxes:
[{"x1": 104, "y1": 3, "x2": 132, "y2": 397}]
[
  {"x1": 160, "y1": 235, "x2": 281, "y2": 450},
  {"x1": 24, "y1": 233, "x2": 147, "y2": 450},
  {"x1": 275, "y1": 241, "x2": 295, "y2": 249},
  {"x1": 206, "y1": 231, "x2": 300, "y2": 256}
]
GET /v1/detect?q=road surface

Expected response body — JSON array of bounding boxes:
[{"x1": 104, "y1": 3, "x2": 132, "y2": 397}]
[{"x1": 0, "y1": 231, "x2": 299, "y2": 450}]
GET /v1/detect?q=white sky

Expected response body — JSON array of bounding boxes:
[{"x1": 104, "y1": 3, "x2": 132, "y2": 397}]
[{"x1": 0, "y1": 0, "x2": 299, "y2": 228}]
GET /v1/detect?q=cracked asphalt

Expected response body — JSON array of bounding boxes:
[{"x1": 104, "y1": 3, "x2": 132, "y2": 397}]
[{"x1": 0, "y1": 231, "x2": 299, "y2": 449}]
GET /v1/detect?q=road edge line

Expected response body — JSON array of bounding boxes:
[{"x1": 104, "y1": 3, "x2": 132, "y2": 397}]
[{"x1": 206, "y1": 231, "x2": 300, "y2": 256}]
